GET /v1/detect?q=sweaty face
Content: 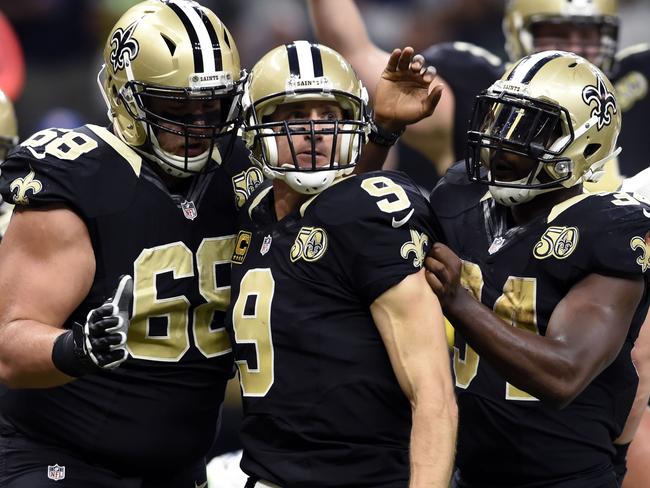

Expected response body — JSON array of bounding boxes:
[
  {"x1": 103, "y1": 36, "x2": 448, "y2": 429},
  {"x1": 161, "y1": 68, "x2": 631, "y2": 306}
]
[
  {"x1": 531, "y1": 21, "x2": 602, "y2": 66},
  {"x1": 267, "y1": 100, "x2": 345, "y2": 170},
  {"x1": 145, "y1": 97, "x2": 224, "y2": 157}
]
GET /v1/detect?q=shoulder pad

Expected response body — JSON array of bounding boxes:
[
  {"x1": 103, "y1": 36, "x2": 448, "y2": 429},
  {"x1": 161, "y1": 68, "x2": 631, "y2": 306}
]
[
  {"x1": 0, "y1": 125, "x2": 141, "y2": 219},
  {"x1": 550, "y1": 191, "x2": 650, "y2": 278},
  {"x1": 615, "y1": 43, "x2": 650, "y2": 66},
  {"x1": 305, "y1": 170, "x2": 429, "y2": 225},
  {"x1": 430, "y1": 162, "x2": 487, "y2": 218}
]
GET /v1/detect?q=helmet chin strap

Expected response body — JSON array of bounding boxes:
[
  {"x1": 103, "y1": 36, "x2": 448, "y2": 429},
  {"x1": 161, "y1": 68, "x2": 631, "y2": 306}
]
[
  {"x1": 149, "y1": 131, "x2": 211, "y2": 178},
  {"x1": 283, "y1": 169, "x2": 339, "y2": 195},
  {"x1": 488, "y1": 165, "x2": 560, "y2": 206}
]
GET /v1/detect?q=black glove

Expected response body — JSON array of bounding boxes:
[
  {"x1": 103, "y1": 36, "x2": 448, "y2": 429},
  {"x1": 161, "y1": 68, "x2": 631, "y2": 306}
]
[{"x1": 52, "y1": 275, "x2": 133, "y2": 377}]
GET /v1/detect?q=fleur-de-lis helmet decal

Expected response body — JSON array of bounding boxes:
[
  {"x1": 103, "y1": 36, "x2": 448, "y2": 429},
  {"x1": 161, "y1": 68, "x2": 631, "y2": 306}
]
[
  {"x1": 582, "y1": 73, "x2": 618, "y2": 130},
  {"x1": 98, "y1": 0, "x2": 243, "y2": 178},
  {"x1": 109, "y1": 22, "x2": 140, "y2": 72},
  {"x1": 466, "y1": 50, "x2": 622, "y2": 203}
]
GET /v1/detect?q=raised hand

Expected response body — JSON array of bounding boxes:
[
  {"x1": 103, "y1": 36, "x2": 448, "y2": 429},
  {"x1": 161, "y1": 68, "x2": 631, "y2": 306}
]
[{"x1": 373, "y1": 46, "x2": 443, "y2": 132}]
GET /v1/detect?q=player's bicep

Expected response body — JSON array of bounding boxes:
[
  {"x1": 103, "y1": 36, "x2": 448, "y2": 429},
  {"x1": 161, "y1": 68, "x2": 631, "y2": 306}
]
[
  {"x1": 0, "y1": 205, "x2": 95, "y2": 328},
  {"x1": 370, "y1": 269, "x2": 452, "y2": 402},
  {"x1": 547, "y1": 272, "x2": 644, "y2": 382}
]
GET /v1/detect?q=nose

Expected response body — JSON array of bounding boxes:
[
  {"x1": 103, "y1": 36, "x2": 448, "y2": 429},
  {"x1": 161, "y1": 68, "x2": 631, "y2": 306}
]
[{"x1": 297, "y1": 111, "x2": 326, "y2": 140}]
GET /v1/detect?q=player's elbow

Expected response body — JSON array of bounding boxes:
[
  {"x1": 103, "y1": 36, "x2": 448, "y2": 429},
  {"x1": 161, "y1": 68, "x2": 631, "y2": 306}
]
[
  {"x1": 537, "y1": 374, "x2": 587, "y2": 410},
  {"x1": 0, "y1": 360, "x2": 23, "y2": 389}
]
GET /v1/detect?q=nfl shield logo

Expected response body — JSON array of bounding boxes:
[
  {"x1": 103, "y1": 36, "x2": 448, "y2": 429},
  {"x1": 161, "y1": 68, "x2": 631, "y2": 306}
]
[
  {"x1": 47, "y1": 464, "x2": 65, "y2": 481},
  {"x1": 260, "y1": 234, "x2": 272, "y2": 255},
  {"x1": 181, "y1": 200, "x2": 197, "y2": 220}
]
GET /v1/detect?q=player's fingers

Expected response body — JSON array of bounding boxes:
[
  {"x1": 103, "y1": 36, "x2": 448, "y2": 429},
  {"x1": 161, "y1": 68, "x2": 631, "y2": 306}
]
[
  {"x1": 386, "y1": 48, "x2": 401, "y2": 72},
  {"x1": 421, "y1": 65, "x2": 437, "y2": 83},
  {"x1": 424, "y1": 255, "x2": 446, "y2": 275},
  {"x1": 88, "y1": 317, "x2": 120, "y2": 336},
  {"x1": 424, "y1": 84, "x2": 444, "y2": 114},
  {"x1": 410, "y1": 53, "x2": 425, "y2": 72},
  {"x1": 424, "y1": 268, "x2": 445, "y2": 296},
  {"x1": 397, "y1": 46, "x2": 414, "y2": 71},
  {"x1": 110, "y1": 275, "x2": 133, "y2": 316}
]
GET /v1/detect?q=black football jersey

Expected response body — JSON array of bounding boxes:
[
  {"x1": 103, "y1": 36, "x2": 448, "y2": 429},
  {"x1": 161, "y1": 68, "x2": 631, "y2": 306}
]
[
  {"x1": 226, "y1": 171, "x2": 439, "y2": 487},
  {"x1": 423, "y1": 42, "x2": 505, "y2": 164},
  {"x1": 612, "y1": 44, "x2": 650, "y2": 177},
  {"x1": 431, "y1": 163, "x2": 650, "y2": 486},
  {"x1": 0, "y1": 125, "x2": 259, "y2": 476}
]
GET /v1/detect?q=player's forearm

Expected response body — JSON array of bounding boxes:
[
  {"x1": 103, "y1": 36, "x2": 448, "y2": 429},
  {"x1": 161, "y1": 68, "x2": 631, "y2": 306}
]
[
  {"x1": 308, "y1": 0, "x2": 387, "y2": 94},
  {"x1": 409, "y1": 395, "x2": 457, "y2": 487},
  {"x1": 617, "y1": 391, "x2": 650, "y2": 444},
  {"x1": 355, "y1": 142, "x2": 391, "y2": 173},
  {"x1": 308, "y1": 0, "x2": 373, "y2": 57},
  {"x1": 618, "y1": 318, "x2": 650, "y2": 443},
  {"x1": 446, "y1": 291, "x2": 586, "y2": 408},
  {"x1": 0, "y1": 319, "x2": 72, "y2": 388}
]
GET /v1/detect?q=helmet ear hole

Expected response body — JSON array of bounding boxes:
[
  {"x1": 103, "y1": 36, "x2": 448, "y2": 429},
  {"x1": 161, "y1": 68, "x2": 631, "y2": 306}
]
[
  {"x1": 338, "y1": 124, "x2": 356, "y2": 165},
  {"x1": 584, "y1": 143, "x2": 601, "y2": 160},
  {"x1": 260, "y1": 128, "x2": 278, "y2": 166}
]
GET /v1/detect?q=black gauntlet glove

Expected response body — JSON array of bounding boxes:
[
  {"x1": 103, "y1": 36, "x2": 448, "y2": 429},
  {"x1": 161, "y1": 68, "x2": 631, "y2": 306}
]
[{"x1": 52, "y1": 275, "x2": 133, "y2": 377}]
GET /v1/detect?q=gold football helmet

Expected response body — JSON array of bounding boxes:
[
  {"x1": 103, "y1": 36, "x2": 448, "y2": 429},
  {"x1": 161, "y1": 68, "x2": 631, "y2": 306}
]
[
  {"x1": 242, "y1": 41, "x2": 370, "y2": 194},
  {"x1": 0, "y1": 89, "x2": 18, "y2": 161},
  {"x1": 99, "y1": 0, "x2": 243, "y2": 177},
  {"x1": 467, "y1": 50, "x2": 621, "y2": 206},
  {"x1": 503, "y1": 0, "x2": 618, "y2": 74}
]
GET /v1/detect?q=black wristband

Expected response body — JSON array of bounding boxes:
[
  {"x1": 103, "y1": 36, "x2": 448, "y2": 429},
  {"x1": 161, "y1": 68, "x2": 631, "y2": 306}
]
[
  {"x1": 368, "y1": 120, "x2": 406, "y2": 147},
  {"x1": 51, "y1": 325, "x2": 99, "y2": 378}
]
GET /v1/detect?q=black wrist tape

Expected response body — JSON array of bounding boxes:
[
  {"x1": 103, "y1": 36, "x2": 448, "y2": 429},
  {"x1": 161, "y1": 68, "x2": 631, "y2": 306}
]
[{"x1": 51, "y1": 325, "x2": 98, "y2": 377}]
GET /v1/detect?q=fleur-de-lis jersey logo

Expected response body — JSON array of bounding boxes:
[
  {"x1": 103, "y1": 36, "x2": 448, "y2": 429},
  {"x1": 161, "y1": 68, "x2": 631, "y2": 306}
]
[
  {"x1": 533, "y1": 226, "x2": 580, "y2": 260},
  {"x1": 582, "y1": 74, "x2": 618, "y2": 130},
  {"x1": 400, "y1": 229, "x2": 429, "y2": 268},
  {"x1": 630, "y1": 234, "x2": 650, "y2": 272},
  {"x1": 232, "y1": 168, "x2": 264, "y2": 208},
  {"x1": 290, "y1": 227, "x2": 328, "y2": 263},
  {"x1": 10, "y1": 170, "x2": 43, "y2": 205},
  {"x1": 110, "y1": 22, "x2": 140, "y2": 72}
]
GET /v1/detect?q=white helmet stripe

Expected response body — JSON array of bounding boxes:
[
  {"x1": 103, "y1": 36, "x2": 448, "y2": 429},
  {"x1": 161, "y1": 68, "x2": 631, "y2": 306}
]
[
  {"x1": 169, "y1": 0, "x2": 216, "y2": 73},
  {"x1": 294, "y1": 40, "x2": 315, "y2": 79},
  {"x1": 507, "y1": 50, "x2": 566, "y2": 84}
]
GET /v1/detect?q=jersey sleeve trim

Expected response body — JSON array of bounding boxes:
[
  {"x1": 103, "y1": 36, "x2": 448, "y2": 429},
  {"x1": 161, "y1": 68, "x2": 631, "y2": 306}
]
[
  {"x1": 547, "y1": 193, "x2": 594, "y2": 223},
  {"x1": 616, "y1": 43, "x2": 650, "y2": 62},
  {"x1": 87, "y1": 125, "x2": 142, "y2": 176}
]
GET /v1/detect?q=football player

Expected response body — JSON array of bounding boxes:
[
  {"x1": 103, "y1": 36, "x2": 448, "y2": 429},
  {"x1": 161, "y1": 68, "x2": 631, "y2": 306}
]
[
  {"x1": 425, "y1": 51, "x2": 650, "y2": 488},
  {"x1": 0, "y1": 1, "x2": 246, "y2": 486},
  {"x1": 226, "y1": 41, "x2": 457, "y2": 487},
  {"x1": 0, "y1": 88, "x2": 18, "y2": 237}
]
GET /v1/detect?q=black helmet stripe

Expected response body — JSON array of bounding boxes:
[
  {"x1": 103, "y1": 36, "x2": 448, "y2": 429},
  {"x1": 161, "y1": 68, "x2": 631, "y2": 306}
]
[
  {"x1": 286, "y1": 43, "x2": 301, "y2": 77},
  {"x1": 196, "y1": 8, "x2": 223, "y2": 71},
  {"x1": 285, "y1": 41, "x2": 324, "y2": 78},
  {"x1": 166, "y1": 0, "x2": 220, "y2": 73},
  {"x1": 507, "y1": 50, "x2": 565, "y2": 84},
  {"x1": 310, "y1": 44, "x2": 324, "y2": 78}
]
